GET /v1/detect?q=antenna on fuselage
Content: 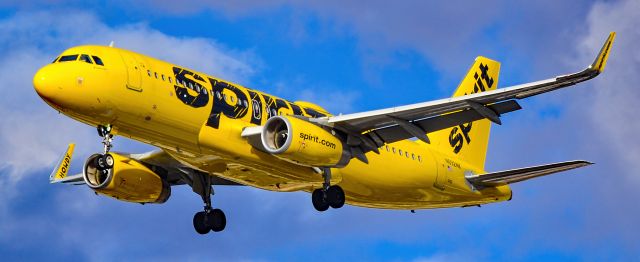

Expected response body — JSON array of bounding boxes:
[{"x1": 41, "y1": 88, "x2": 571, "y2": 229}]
[{"x1": 109, "y1": 41, "x2": 115, "y2": 47}]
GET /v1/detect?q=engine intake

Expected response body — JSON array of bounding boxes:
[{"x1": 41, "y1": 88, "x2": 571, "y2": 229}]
[
  {"x1": 83, "y1": 153, "x2": 170, "y2": 204},
  {"x1": 261, "y1": 116, "x2": 349, "y2": 167}
]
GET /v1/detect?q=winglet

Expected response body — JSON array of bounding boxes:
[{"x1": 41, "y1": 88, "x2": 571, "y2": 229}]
[
  {"x1": 590, "y1": 32, "x2": 616, "y2": 73},
  {"x1": 49, "y1": 143, "x2": 75, "y2": 182}
]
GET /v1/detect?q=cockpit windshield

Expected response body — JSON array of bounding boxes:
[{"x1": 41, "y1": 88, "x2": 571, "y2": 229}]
[
  {"x1": 92, "y1": 56, "x2": 104, "y2": 66},
  {"x1": 54, "y1": 54, "x2": 105, "y2": 66},
  {"x1": 58, "y1": 55, "x2": 78, "y2": 62},
  {"x1": 79, "y1": 54, "x2": 92, "y2": 64}
]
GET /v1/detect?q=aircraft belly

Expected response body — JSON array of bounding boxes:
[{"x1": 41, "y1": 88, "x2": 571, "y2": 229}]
[{"x1": 335, "y1": 143, "x2": 509, "y2": 209}]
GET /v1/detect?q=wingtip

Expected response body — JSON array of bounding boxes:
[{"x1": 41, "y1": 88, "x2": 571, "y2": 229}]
[
  {"x1": 590, "y1": 32, "x2": 616, "y2": 73},
  {"x1": 49, "y1": 143, "x2": 75, "y2": 182},
  {"x1": 577, "y1": 160, "x2": 595, "y2": 166}
]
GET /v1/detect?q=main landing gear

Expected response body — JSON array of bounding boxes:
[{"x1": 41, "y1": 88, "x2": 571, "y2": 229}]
[
  {"x1": 191, "y1": 171, "x2": 226, "y2": 234},
  {"x1": 311, "y1": 168, "x2": 345, "y2": 212}
]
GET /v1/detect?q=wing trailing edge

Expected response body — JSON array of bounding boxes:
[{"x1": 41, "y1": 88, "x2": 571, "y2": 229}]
[{"x1": 317, "y1": 32, "x2": 616, "y2": 150}]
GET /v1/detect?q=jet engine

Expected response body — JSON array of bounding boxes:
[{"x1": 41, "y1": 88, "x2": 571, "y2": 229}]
[
  {"x1": 261, "y1": 115, "x2": 349, "y2": 167},
  {"x1": 83, "y1": 152, "x2": 170, "y2": 203}
]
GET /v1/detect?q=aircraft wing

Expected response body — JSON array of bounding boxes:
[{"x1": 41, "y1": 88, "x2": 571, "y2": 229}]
[
  {"x1": 49, "y1": 144, "x2": 241, "y2": 186},
  {"x1": 123, "y1": 150, "x2": 242, "y2": 186},
  {"x1": 465, "y1": 160, "x2": 593, "y2": 187},
  {"x1": 314, "y1": 32, "x2": 615, "y2": 146}
]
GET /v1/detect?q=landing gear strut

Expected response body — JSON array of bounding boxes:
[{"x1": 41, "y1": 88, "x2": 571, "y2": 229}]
[
  {"x1": 191, "y1": 171, "x2": 226, "y2": 234},
  {"x1": 95, "y1": 125, "x2": 115, "y2": 171},
  {"x1": 311, "y1": 168, "x2": 345, "y2": 212}
]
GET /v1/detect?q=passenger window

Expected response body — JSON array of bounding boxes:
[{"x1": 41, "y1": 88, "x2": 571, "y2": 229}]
[
  {"x1": 91, "y1": 56, "x2": 104, "y2": 66},
  {"x1": 399, "y1": 149, "x2": 403, "y2": 155},
  {"x1": 230, "y1": 96, "x2": 235, "y2": 103},
  {"x1": 418, "y1": 156, "x2": 422, "y2": 162},
  {"x1": 58, "y1": 55, "x2": 78, "y2": 62},
  {"x1": 154, "y1": 72, "x2": 158, "y2": 79},
  {"x1": 162, "y1": 74, "x2": 165, "y2": 81},
  {"x1": 79, "y1": 54, "x2": 92, "y2": 64},
  {"x1": 412, "y1": 154, "x2": 415, "y2": 160},
  {"x1": 385, "y1": 145, "x2": 389, "y2": 152},
  {"x1": 392, "y1": 147, "x2": 396, "y2": 153},
  {"x1": 168, "y1": 77, "x2": 172, "y2": 83},
  {"x1": 406, "y1": 152, "x2": 409, "y2": 158},
  {"x1": 147, "y1": 70, "x2": 151, "y2": 76}
]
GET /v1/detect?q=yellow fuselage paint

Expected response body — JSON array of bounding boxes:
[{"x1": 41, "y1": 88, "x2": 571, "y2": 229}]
[{"x1": 34, "y1": 45, "x2": 511, "y2": 209}]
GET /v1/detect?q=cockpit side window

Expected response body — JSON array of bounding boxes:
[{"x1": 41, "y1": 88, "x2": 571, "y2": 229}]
[
  {"x1": 80, "y1": 54, "x2": 93, "y2": 64},
  {"x1": 92, "y1": 56, "x2": 104, "y2": 66},
  {"x1": 58, "y1": 55, "x2": 78, "y2": 62},
  {"x1": 52, "y1": 57, "x2": 59, "y2": 63}
]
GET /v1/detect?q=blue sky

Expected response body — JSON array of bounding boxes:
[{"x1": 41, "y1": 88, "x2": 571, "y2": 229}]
[{"x1": 0, "y1": 1, "x2": 639, "y2": 261}]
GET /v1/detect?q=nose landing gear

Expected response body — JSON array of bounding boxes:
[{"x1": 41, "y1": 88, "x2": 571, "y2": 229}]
[
  {"x1": 311, "y1": 168, "x2": 345, "y2": 212},
  {"x1": 94, "y1": 125, "x2": 115, "y2": 172}
]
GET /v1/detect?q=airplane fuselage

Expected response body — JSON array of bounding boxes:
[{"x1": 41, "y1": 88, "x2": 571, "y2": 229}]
[{"x1": 34, "y1": 45, "x2": 511, "y2": 209}]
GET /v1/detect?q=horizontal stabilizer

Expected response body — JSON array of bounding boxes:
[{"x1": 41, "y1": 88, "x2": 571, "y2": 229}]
[{"x1": 466, "y1": 160, "x2": 593, "y2": 186}]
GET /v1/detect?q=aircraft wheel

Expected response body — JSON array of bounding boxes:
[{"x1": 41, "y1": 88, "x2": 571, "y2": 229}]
[
  {"x1": 326, "y1": 185, "x2": 345, "y2": 209},
  {"x1": 209, "y1": 209, "x2": 226, "y2": 232},
  {"x1": 103, "y1": 154, "x2": 114, "y2": 168},
  {"x1": 95, "y1": 156, "x2": 108, "y2": 170},
  {"x1": 193, "y1": 211, "x2": 210, "y2": 234},
  {"x1": 312, "y1": 189, "x2": 330, "y2": 212}
]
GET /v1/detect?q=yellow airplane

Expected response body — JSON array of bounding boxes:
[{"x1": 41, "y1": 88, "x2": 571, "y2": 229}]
[{"x1": 35, "y1": 32, "x2": 615, "y2": 234}]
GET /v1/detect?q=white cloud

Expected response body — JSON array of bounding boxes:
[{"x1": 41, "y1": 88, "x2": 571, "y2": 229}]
[
  {"x1": 579, "y1": 0, "x2": 640, "y2": 184},
  {"x1": 296, "y1": 88, "x2": 359, "y2": 114}
]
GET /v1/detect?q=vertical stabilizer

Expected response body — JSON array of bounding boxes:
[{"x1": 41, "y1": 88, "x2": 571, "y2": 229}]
[{"x1": 429, "y1": 57, "x2": 500, "y2": 170}]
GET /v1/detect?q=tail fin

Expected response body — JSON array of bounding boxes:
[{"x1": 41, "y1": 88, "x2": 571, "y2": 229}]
[{"x1": 429, "y1": 57, "x2": 500, "y2": 170}]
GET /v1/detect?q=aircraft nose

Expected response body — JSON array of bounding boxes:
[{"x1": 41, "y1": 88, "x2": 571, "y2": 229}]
[{"x1": 33, "y1": 66, "x2": 57, "y2": 100}]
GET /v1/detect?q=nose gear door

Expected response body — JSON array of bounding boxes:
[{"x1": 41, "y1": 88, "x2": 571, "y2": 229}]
[{"x1": 119, "y1": 51, "x2": 143, "y2": 92}]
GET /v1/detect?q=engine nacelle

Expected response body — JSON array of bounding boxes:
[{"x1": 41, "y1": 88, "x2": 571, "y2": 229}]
[
  {"x1": 83, "y1": 153, "x2": 170, "y2": 204},
  {"x1": 261, "y1": 115, "x2": 349, "y2": 167}
]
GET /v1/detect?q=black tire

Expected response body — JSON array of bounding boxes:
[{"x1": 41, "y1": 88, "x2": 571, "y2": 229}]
[
  {"x1": 312, "y1": 189, "x2": 330, "y2": 212},
  {"x1": 209, "y1": 209, "x2": 226, "y2": 232},
  {"x1": 94, "y1": 156, "x2": 107, "y2": 171},
  {"x1": 193, "y1": 211, "x2": 210, "y2": 234},
  {"x1": 327, "y1": 185, "x2": 345, "y2": 209},
  {"x1": 104, "y1": 154, "x2": 114, "y2": 168}
]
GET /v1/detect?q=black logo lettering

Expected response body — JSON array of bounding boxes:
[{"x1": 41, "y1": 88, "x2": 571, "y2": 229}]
[
  {"x1": 301, "y1": 107, "x2": 327, "y2": 118},
  {"x1": 449, "y1": 126, "x2": 464, "y2": 154},
  {"x1": 449, "y1": 62, "x2": 493, "y2": 154},
  {"x1": 260, "y1": 93, "x2": 291, "y2": 119},
  {"x1": 169, "y1": 66, "x2": 333, "y2": 129},
  {"x1": 207, "y1": 79, "x2": 249, "y2": 129},
  {"x1": 246, "y1": 89, "x2": 263, "y2": 125},
  {"x1": 173, "y1": 67, "x2": 209, "y2": 108}
]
